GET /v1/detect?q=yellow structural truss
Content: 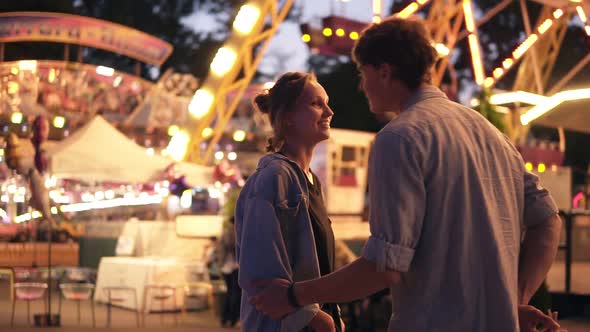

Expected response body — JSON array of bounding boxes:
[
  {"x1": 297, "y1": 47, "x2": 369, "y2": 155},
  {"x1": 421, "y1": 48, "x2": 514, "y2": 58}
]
[
  {"x1": 172, "y1": 0, "x2": 588, "y2": 164},
  {"x1": 167, "y1": 0, "x2": 294, "y2": 164},
  {"x1": 397, "y1": 0, "x2": 589, "y2": 140}
]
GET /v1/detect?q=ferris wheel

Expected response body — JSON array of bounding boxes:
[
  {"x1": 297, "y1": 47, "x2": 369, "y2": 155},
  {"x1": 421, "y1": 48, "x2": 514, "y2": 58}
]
[{"x1": 167, "y1": 0, "x2": 590, "y2": 164}]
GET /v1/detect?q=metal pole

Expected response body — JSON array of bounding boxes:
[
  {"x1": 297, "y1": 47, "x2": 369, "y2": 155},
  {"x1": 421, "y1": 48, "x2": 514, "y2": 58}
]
[
  {"x1": 564, "y1": 212, "x2": 572, "y2": 294},
  {"x1": 47, "y1": 222, "x2": 53, "y2": 324},
  {"x1": 64, "y1": 44, "x2": 70, "y2": 62},
  {"x1": 107, "y1": 291, "x2": 112, "y2": 327},
  {"x1": 518, "y1": 0, "x2": 544, "y2": 94},
  {"x1": 547, "y1": 53, "x2": 590, "y2": 95}
]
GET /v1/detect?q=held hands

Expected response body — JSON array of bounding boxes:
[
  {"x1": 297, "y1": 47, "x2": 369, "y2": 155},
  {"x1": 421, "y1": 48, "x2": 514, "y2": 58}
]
[
  {"x1": 250, "y1": 278, "x2": 345, "y2": 332},
  {"x1": 250, "y1": 279, "x2": 563, "y2": 332},
  {"x1": 518, "y1": 305, "x2": 565, "y2": 332},
  {"x1": 250, "y1": 278, "x2": 295, "y2": 319}
]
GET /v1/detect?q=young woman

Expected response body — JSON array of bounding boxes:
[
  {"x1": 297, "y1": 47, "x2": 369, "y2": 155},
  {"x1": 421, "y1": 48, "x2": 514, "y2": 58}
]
[{"x1": 234, "y1": 72, "x2": 342, "y2": 332}]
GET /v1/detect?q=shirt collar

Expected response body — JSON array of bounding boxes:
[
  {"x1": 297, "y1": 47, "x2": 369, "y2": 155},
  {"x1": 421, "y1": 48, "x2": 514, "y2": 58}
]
[{"x1": 401, "y1": 85, "x2": 448, "y2": 111}]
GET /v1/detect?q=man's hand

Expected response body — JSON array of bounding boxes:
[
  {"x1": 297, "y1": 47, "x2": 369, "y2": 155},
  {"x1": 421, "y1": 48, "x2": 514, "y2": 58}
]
[
  {"x1": 518, "y1": 305, "x2": 562, "y2": 332},
  {"x1": 308, "y1": 311, "x2": 335, "y2": 332},
  {"x1": 250, "y1": 278, "x2": 295, "y2": 319}
]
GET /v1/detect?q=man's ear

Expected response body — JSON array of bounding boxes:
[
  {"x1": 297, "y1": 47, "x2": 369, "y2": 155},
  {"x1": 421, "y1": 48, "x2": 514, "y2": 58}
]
[
  {"x1": 283, "y1": 111, "x2": 295, "y2": 126},
  {"x1": 378, "y1": 63, "x2": 393, "y2": 81}
]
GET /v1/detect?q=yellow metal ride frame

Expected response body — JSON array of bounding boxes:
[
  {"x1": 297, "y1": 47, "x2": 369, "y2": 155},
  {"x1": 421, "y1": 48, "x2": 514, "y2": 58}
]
[
  {"x1": 172, "y1": 0, "x2": 589, "y2": 165},
  {"x1": 167, "y1": 0, "x2": 294, "y2": 165}
]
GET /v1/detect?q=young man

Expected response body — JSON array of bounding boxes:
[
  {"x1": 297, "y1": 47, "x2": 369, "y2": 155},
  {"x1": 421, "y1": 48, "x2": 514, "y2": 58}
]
[{"x1": 250, "y1": 17, "x2": 562, "y2": 331}]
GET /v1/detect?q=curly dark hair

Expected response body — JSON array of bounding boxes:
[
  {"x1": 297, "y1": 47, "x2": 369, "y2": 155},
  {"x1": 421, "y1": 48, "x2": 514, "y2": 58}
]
[
  {"x1": 253, "y1": 72, "x2": 316, "y2": 152},
  {"x1": 352, "y1": 17, "x2": 437, "y2": 90}
]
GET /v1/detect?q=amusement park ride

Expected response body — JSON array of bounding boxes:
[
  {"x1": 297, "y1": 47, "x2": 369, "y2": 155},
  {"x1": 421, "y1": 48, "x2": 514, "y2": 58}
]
[
  {"x1": 0, "y1": 0, "x2": 589, "y2": 323},
  {"x1": 0, "y1": 1, "x2": 588, "y2": 218},
  {"x1": 164, "y1": 0, "x2": 590, "y2": 215},
  {"x1": 1, "y1": 1, "x2": 589, "y2": 165},
  {"x1": 165, "y1": 0, "x2": 590, "y2": 167}
]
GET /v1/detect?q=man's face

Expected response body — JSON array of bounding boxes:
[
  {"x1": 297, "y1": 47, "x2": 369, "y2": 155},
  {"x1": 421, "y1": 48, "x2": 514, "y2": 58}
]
[
  {"x1": 358, "y1": 65, "x2": 381, "y2": 114},
  {"x1": 360, "y1": 64, "x2": 399, "y2": 114},
  {"x1": 359, "y1": 63, "x2": 405, "y2": 115}
]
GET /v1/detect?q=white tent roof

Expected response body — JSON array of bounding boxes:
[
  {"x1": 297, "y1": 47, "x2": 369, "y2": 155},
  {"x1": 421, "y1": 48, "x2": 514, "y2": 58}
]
[{"x1": 47, "y1": 116, "x2": 212, "y2": 184}]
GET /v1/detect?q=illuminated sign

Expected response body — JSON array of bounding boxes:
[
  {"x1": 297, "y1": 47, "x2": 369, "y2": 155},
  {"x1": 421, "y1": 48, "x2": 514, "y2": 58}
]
[{"x1": 0, "y1": 12, "x2": 173, "y2": 66}]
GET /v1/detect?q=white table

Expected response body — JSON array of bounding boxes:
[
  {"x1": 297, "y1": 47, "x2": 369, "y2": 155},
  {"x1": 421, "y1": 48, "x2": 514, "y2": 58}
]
[{"x1": 94, "y1": 256, "x2": 207, "y2": 312}]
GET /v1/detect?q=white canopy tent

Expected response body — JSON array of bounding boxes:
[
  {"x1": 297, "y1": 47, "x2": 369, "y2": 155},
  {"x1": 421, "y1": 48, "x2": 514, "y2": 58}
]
[{"x1": 47, "y1": 116, "x2": 212, "y2": 184}]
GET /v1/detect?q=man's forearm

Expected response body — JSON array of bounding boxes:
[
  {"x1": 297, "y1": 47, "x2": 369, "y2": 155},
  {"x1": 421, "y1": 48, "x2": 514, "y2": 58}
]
[
  {"x1": 294, "y1": 257, "x2": 400, "y2": 305},
  {"x1": 518, "y1": 214, "x2": 561, "y2": 304}
]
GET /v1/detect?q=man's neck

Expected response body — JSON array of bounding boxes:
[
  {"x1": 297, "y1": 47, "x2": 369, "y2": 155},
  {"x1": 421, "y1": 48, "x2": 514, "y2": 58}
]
[{"x1": 397, "y1": 83, "x2": 430, "y2": 112}]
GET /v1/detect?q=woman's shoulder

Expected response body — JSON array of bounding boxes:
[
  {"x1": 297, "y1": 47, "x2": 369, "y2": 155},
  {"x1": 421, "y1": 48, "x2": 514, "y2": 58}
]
[
  {"x1": 241, "y1": 157, "x2": 297, "y2": 194},
  {"x1": 255, "y1": 155, "x2": 301, "y2": 183}
]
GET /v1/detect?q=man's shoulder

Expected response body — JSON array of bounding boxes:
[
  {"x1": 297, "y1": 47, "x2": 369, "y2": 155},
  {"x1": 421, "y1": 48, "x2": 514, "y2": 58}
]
[
  {"x1": 381, "y1": 98, "x2": 485, "y2": 143},
  {"x1": 378, "y1": 118, "x2": 422, "y2": 147},
  {"x1": 372, "y1": 128, "x2": 418, "y2": 158}
]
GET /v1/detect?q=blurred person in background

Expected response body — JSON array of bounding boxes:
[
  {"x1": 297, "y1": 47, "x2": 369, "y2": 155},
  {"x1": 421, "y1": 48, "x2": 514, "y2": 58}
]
[{"x1": 217, "y1": 217, "x2": 240, "y2": 327}]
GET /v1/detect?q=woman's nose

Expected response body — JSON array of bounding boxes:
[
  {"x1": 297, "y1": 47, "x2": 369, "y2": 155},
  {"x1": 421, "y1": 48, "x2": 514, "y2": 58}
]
[{"x1": 324, "y1": 105, "x2": 334, "y2": 117}]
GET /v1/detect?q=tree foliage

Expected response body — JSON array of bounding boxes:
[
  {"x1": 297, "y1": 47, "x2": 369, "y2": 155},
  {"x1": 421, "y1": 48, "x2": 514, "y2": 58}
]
[
  {"x1": 316, "y1": 61, "x2": 382, "y2": 132},
  {"x1": 472, "y1": 88, "x2": 505, "y2": 133}
]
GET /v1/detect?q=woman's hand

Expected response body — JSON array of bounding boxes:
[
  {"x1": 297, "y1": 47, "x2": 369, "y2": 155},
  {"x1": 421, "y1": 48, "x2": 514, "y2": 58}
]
[
  {"x1": 340, "y1": 317, "x2": 346, "y2": 332},
  {"x1": 308, "y1": 310, "x2": 336, "y2": 332}
]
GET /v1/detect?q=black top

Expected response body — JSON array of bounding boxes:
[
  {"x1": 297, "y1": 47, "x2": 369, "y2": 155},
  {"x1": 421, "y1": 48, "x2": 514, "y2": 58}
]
[
  {"x1": 276, "y1": 153, "x2": 341, "y2": 330},
  {"x1": 307, "y1": 172, "x2": 341, "y2": 331},
  {"x1": 307, "y1": 172, "x2": 335, "y2": 275}
]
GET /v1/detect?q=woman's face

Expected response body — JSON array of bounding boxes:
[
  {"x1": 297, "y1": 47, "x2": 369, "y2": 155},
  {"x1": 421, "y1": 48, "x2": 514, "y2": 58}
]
[{"x1": 286, "y1": 81, "x2": 334, "y2": 146}]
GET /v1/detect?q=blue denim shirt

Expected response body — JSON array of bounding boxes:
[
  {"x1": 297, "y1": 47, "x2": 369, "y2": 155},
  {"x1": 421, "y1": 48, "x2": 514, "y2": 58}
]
[{"x1": 235, "y1": 153, "x2": 321, "y2": 332}]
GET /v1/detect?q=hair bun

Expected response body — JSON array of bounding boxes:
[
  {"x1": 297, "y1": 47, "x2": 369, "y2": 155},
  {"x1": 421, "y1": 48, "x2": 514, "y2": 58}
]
[{"x1": 254, "y1": 92, "x2": 272, "y2": 114}]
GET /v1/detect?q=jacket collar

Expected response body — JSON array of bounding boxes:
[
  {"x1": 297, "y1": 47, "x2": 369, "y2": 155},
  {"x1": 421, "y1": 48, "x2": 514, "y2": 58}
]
[
  {"x1": 256, "y1": 152, "x2": 310, "y2": 196},
  {"x1": 256, "y1": 152, "x2": 292, "y2": 169}
]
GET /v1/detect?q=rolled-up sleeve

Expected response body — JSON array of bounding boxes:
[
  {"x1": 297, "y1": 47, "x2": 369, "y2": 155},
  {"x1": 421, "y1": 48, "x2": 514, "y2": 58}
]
[
  {"x1": 236, "y1": 195, "x2": 319, "y2": 331},
  {"x1": 523, "y1": 170, "x2": 558, "y2": 228},
  {"x1": 362, "y1": 132, "x2": 426, "y2": 273}
]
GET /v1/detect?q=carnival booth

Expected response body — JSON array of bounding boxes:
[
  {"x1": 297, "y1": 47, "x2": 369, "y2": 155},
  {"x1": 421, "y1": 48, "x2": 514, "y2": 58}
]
[
  {"x1": 47, "y1": 115, "x2": 211, "y2": 184},
  {"x1": 91, "y1": 214, "x2": 222, "y2": 311},
  {"x1": 40, "y1": 116, "x2": 221, "y2": 311},
  {"x1": 310, "y1": 129, "x2": 374, "y2": 217}
]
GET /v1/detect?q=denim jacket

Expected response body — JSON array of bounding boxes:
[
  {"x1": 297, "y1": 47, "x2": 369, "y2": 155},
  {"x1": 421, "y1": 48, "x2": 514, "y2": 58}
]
[{"x1": 235, "y1": 153, "x2": 321, "y2": 332}]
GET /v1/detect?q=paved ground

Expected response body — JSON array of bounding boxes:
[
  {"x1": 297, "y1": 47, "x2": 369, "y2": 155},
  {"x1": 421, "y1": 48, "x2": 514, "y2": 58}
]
[
  {"x1": 1, "y1": 296, "x2": 238, "y2": 331},
  {"x1": 1, "y1": 278, "x2": 589, "y2": 331},
  {"x1": 0, "y1": 279, "x2": 238, "y2": 331}
]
